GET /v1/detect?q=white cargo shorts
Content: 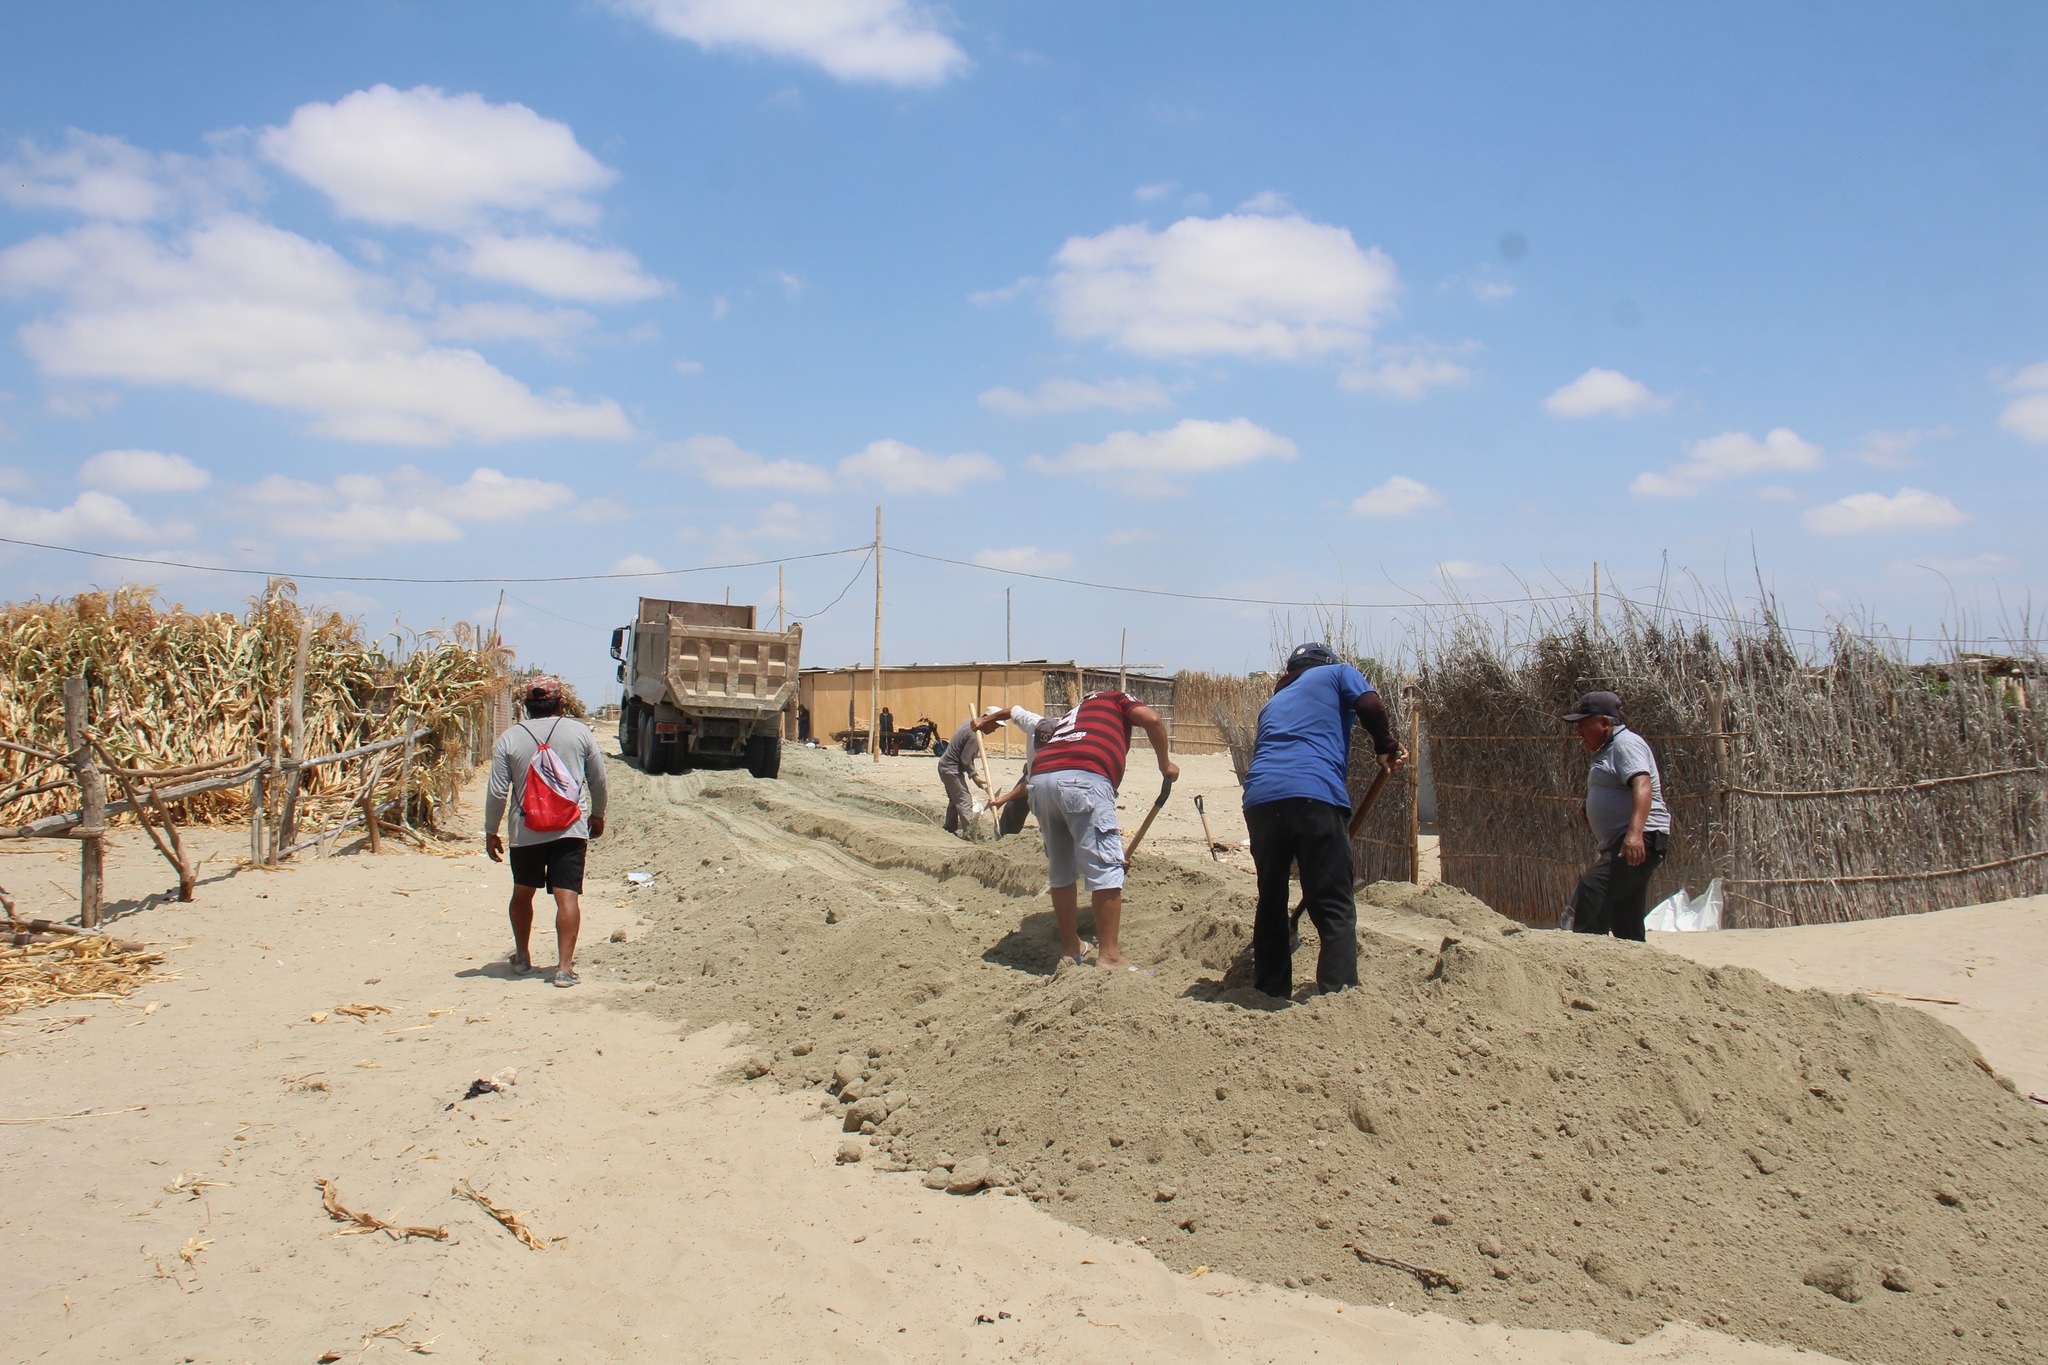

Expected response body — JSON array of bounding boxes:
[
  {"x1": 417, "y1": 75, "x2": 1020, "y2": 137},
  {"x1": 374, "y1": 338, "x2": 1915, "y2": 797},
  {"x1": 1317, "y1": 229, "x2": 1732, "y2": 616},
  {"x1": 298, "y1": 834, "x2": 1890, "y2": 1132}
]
[{"x1": 1027, "y1": 769, "x2": 1124, "y2": 892}]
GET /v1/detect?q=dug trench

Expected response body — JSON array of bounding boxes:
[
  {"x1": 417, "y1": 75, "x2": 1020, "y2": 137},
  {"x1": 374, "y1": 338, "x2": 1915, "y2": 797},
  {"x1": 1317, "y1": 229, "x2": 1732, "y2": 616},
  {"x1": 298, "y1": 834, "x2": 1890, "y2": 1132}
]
[{"x1": 579, "y1": 743, "x2": 2048, "y2": 1365}]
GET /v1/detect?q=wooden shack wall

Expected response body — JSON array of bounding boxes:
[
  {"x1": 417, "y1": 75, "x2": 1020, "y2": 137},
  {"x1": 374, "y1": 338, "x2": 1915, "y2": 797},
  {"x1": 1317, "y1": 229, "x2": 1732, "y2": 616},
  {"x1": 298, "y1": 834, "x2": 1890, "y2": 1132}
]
[{"x1": 798, "y1": 667, "x2": 1048, "y2": 757}]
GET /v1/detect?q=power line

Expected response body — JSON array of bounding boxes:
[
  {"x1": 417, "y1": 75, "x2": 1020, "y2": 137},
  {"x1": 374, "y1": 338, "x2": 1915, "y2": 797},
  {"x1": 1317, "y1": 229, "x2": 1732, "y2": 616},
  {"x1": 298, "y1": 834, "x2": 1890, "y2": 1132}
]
[
  {"x1": 883, "y1": 543, "x2": 1587, "y2": 611},
  {"x1": 791, "y1": 548, "x2": 874, "y2": 622},
  {"x1": 0, "y1": 533, "x2": 870, "y2": 585}
]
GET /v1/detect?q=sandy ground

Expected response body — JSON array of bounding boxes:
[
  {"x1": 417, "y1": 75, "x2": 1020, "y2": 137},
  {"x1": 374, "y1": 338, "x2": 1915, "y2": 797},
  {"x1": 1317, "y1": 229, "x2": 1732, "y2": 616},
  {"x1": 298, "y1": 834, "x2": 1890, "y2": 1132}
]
[
  {"x1": 1655, "y1": 897, "x2": 2048, "y2": 1100},
  {"x1": 4, "y1": 743, "x2": 2038, "y2": 1361}
]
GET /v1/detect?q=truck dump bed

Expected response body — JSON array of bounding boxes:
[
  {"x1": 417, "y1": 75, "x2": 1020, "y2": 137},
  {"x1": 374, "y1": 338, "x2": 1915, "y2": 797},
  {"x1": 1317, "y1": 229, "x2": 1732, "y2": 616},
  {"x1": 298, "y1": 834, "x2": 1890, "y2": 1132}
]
[{"x1": 617, "y1": 598, "x2": 801, "y2": 776}]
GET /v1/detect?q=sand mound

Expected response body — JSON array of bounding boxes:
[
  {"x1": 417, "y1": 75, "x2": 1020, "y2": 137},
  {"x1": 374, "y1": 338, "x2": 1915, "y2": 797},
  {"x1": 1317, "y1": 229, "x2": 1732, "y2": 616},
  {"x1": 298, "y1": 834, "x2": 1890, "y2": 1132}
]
[{"x1": 585, "y1": 747, "x2": 2048, "y2": 1364}]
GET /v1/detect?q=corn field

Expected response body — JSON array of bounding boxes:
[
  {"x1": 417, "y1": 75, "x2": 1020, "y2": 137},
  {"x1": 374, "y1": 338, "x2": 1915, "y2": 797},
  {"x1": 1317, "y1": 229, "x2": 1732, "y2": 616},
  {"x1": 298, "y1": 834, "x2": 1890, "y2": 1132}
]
[{"x1": 1, "y1": 583, "x2": 509, "y2": 831}]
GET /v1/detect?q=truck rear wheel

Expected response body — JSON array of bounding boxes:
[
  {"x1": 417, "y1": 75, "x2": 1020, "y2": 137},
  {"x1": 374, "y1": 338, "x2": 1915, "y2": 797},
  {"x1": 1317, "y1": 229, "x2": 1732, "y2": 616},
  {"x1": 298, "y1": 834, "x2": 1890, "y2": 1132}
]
[
  {"x1": 745, "y1": 735, "x2": 781, "y2": 780},
  {"x1": 636, "y1": 715, "x2": 658, "y2": 772}
]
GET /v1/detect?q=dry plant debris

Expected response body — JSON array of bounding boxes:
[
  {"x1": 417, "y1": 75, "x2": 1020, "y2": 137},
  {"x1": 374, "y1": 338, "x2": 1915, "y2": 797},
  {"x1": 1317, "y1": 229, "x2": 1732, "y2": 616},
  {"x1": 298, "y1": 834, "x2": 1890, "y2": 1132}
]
[
  {"x1": 453, "y1": 1179, "x2": 550, "y2": 1250},
  {"x1": 0, "y1": 934, "x2": 163, "y2": 1018},
  {"x1": 315, "y1": 1178, "x2": 448, "y2": 1242},
  {"x1": 334, "y1": 1002, "x2": 393, "y2": 1020}
]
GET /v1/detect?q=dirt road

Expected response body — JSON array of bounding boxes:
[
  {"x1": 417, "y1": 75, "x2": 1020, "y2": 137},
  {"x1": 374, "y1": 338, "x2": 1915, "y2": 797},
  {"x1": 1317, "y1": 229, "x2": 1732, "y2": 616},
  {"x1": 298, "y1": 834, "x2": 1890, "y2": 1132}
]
[{"x1": 7, "y1": 739, "x2": 2045, "y2": 1362}]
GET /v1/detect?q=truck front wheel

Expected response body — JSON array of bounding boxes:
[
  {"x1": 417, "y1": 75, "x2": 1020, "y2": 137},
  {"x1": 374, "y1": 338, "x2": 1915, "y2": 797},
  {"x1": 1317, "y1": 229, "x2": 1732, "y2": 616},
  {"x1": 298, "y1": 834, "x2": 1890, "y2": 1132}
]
[{"x1": 745, "y1": 735, "x2": 781, "y2": 780}]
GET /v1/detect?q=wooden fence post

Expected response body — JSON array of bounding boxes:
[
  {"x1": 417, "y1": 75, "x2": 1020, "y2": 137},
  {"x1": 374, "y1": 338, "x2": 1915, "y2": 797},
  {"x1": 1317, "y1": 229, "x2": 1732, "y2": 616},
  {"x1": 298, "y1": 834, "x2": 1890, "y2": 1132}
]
[
  {"x1": 64, "y1": 677, "x2": 106, "y2": 928},
  {"x1": 1408, "y1": 695, "x2": 1426, "y2": 884},
  {"x1": 276, "y1": 614, "x2": 313, "y2": 856}
]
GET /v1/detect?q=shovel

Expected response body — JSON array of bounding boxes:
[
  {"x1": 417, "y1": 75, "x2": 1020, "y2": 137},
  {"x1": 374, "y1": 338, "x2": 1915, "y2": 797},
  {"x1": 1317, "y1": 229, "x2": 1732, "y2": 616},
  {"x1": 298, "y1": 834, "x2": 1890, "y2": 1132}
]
[
  {"x1": 1193, "y1": 794, "x2": 1221, "y2": 861},
  {"x1": 1289, "y1": 765, "x2": 1392, "y2": 949},
  {"x1": 1121, "y1": 774, "x2": 1176, "y2": 869}
]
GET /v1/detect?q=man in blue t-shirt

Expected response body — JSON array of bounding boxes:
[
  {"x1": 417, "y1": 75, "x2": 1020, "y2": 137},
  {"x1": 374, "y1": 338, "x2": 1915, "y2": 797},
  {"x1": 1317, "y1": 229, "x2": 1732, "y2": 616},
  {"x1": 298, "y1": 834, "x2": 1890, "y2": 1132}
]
[{"x1": 1242, "y1": 643, "x2": 1406, "y2": 998}]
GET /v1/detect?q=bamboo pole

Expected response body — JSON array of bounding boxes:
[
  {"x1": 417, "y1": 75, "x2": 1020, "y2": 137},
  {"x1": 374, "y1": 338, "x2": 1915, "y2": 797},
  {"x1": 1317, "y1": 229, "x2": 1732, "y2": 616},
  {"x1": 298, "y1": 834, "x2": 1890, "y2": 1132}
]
[
  {"x1": 1408, "y1": 697, "x2": 1426, "y2": 883},
  {"x1": 64, "y1": 677, "x2": 105, "y2": 928}
]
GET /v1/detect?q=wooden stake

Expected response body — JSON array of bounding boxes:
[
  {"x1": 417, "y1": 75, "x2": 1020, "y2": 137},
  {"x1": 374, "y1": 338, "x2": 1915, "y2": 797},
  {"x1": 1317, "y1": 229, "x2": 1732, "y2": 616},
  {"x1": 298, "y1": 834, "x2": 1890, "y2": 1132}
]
[
  {"x1": 871, "y1": 506, "x2": 882, "y2": 765},
  {"x1": 276, "y1": 614, "x2": 313, "y2": 855},
  {"x1": 64, "y1": 677, "x2": 104, "y2": 928},
  {"x1": 1409, "y1": 697, "x2": 1426, "y2": 884},
  {"x1": 90, "y1": 738, "x2": 191, "y2": 901}
]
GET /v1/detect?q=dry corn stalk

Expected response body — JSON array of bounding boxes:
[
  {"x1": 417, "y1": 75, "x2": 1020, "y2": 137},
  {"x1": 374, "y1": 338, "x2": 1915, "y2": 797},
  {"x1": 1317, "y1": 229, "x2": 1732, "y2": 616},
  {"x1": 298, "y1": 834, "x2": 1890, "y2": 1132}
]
[
  {"x1": 453, "y1": 1179, "x2": 550, "y2": 1250},
  {"x1": 1, "y1": 582, "x2": 509, "y2": 831},
  {"x1": 0, "y1": 935, "x2": 164, "y2": 1017},
  {"x1": 315, "y1": 1178, "x2": 448, "y2": 1241}
]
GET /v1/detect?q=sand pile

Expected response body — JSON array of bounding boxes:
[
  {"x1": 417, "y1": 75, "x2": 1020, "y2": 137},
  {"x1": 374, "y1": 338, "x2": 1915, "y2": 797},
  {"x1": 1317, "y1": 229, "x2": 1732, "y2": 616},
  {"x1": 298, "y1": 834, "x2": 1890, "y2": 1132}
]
[{"x1": 582, "y1": 748, "x2": 2048, "y2": 1364}]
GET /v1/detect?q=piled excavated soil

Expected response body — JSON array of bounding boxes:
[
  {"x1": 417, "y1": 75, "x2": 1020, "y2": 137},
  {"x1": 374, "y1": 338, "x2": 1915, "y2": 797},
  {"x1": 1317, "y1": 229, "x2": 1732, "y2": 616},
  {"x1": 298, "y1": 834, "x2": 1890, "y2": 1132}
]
[{"x1": 579, "y1": 747, "x2": 2048, "y2": 1364}]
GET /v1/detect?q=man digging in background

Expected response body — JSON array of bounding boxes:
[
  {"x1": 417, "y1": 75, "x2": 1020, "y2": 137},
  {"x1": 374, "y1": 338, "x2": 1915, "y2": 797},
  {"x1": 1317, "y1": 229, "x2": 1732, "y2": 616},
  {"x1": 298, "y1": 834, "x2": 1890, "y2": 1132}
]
[
  {"x1": 1026, "y1": 690, "x2": 1178, "y2": 969},
  {"x1": 485, "y1": 676, "x2": 608, "y2": 987},
  {"x1": 1562, "y1": 690, "x2": 1670, "y2": 940},
  {"x1": 1242, "y1": 644, "x2": 1406, "y2": 999},
  {"x1": 936, "y1": 709, "x2": 1004, "y2": 836}
]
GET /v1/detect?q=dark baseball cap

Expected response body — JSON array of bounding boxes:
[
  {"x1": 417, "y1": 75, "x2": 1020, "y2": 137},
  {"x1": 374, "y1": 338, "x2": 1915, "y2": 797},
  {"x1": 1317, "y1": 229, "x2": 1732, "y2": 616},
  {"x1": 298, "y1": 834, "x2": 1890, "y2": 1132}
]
[
  {"x1": 1562, "y1": 690, "x2": 1622, "y2": 722},
  {"x1": 1285, "y1": 642, "x2": 1340, "y2": 673}
]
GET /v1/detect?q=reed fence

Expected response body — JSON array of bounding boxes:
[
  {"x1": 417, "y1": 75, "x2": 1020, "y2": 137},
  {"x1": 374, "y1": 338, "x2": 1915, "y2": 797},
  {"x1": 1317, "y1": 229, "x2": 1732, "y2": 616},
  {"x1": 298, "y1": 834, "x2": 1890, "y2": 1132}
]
[{"x1": 1417, "y1": 599, "x2": 2046, "y2": 928}]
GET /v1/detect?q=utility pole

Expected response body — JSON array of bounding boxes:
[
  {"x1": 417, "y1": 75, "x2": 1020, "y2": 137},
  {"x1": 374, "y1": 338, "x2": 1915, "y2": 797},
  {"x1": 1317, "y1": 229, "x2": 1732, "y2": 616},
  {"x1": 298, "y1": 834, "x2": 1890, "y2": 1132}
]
[
  {"x1": 1005, "y1": 587, "x2": 1012, "y2": 662},
  {"x1": 489, "y1": 589, "x2": 505, "y2": 649},
  {"x1": 871, "y1": 506, "x2": 882, "y2": 764},
  {"x1": 777, "y1": 563, "x2": 784, "y2": 632}
]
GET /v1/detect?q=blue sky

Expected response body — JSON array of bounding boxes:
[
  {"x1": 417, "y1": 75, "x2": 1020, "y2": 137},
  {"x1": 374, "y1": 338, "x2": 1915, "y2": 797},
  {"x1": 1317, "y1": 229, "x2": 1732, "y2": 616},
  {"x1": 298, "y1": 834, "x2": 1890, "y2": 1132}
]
[{"x1": 2, "y1": 2, "x2": 2044, "y2": 699}]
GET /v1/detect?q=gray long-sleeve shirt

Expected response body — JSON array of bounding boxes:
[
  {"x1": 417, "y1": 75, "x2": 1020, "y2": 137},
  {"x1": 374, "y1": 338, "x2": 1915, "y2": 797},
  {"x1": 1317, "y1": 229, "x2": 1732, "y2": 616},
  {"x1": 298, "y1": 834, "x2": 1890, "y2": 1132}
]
[
  {"x1": 936, "y1": 719, "x2": 980, "y2": 777},
  {"x1": 485, "y1": 715, "x2": 609, "y2": 846}
]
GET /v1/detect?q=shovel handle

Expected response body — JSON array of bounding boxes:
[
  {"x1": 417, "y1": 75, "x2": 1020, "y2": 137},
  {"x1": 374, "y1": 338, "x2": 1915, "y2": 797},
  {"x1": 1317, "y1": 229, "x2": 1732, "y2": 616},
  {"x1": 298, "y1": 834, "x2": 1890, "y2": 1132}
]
[{"x1": 1122, "y1": 774, "x2": 1175, "y2": 867}]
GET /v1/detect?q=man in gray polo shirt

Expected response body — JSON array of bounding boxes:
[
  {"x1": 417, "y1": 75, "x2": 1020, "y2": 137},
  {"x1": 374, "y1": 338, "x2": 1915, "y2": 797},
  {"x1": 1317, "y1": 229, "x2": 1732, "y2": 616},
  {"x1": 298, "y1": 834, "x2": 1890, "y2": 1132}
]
[{"x1": 1562, "y1": 690, "x2": 1670, "y2": 941}]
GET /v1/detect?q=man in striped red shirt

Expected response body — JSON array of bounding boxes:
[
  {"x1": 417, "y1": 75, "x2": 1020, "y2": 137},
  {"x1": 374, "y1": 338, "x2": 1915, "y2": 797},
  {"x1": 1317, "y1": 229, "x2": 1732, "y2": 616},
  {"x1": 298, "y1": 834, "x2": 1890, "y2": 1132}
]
[{"x1": 1025, "y1": 691, "x2": 1178, "y2": 969}]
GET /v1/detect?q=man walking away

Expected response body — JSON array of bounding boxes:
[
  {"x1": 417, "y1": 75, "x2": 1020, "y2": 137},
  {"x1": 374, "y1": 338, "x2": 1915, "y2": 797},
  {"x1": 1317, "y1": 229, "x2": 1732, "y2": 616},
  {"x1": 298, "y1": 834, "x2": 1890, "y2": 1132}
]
[
  {"x1": 937, "y1": 710, "x2": 1004, "y2": 836},
  {"x1": 1562, "y1": 691, "x2": 1670, "y2": 941},
  {"x1": 1242, "y1": 644, "x2": 1406, "y2": 999},
  {"x1": 1027, "y1": 691, "x2": 1178, "y2": 970},
  {"x1": 485, "y1": 676, "x2": 608, "y2": 987}
]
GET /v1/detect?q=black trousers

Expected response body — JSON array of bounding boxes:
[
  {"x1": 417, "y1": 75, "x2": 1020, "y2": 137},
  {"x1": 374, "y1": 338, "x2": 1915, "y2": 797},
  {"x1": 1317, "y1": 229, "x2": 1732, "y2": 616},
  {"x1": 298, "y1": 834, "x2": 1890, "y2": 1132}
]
[
  {"x1": 1568, "y1": 831, "x2": 1670, "y2": 941},
  {"x1": 1246, "y1": 797, "x2": 1358, "y2": 997}
]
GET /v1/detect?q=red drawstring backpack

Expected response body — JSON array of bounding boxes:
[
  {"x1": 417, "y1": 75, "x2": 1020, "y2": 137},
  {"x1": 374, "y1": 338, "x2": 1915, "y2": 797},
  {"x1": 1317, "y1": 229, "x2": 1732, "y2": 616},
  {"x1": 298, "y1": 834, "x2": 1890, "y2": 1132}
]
[{"x1": 520, "y1": 719, "x2": 583, "y2": 833}]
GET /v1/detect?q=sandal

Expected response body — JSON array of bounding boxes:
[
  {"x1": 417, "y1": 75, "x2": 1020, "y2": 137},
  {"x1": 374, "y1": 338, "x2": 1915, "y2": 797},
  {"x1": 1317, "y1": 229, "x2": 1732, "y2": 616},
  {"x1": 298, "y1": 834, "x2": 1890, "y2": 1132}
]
[
  {"x1": 509, "y1": 950, "x2": 532, "y2": 975},
  {"x1": 552, "y1": 968, "x2": 580, "y2": 988}
]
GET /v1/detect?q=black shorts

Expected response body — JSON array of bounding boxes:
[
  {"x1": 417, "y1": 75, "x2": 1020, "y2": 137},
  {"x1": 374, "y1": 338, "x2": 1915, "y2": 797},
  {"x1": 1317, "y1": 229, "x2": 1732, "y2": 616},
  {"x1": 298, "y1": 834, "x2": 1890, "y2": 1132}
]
[{"x1": 509, "y1": 838, "x2": 587, "y2": 894}]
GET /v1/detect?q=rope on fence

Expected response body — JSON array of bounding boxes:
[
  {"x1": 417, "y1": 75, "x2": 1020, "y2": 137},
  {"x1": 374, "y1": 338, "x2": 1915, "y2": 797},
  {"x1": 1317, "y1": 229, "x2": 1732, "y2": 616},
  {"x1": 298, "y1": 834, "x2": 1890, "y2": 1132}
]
[
  {"x1": 1433, "y1": 782, "x2": 1716, "y2": 805},
  {"x1": 1724, "y1": 846, "x2": 2048, "y2": 888},
  {"x1": 1726, "y1": 765, "x2": 2047, "y2": 800}
]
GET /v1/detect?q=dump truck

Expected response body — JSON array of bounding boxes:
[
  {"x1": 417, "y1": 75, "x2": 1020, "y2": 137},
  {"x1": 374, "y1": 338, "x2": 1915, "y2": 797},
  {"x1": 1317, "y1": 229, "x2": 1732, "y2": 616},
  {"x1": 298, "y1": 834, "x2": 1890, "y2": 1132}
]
[{"x1": 608, "y1": 598, "x2": 801, "y2": 777}]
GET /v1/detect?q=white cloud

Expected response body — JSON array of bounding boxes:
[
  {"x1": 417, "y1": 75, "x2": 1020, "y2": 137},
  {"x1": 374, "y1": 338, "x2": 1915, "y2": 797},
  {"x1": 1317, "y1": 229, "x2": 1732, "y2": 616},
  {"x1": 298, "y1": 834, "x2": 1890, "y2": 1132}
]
[
  {"x1": 1024, "y1": 417, "x2": 1295, "y2": 496},
  {"x1": 0, "y1": 130, "x2": 256, "y2": 223},
  {"x1": 573, "y1": 497, "x2": 633, "y2": 524},
  {"x1": 458, "y1": 234, "x2": 663, "y2": 303},
  {"x1": 0, "y1": 490, "x2": 185, "y2": 543},
  {"x1": 647, "y1": 434, "x2": 835, "y2": 494},
  {"x1": 1049, "y1": 213, "x2": 1399, "y2": 360},
  {"x1": 979, "y1": 376, "x2": 1172, "y2": 417},
  {"x1": 611, "y1": 0, "x2": 969, "y2": 87},
  {"x1": 611, "y1": 553, "x2": 666, "y2": 575},
  {"x1": 968, "y1": 276, "x2": 1037, "y2": 307},
  {"x1": 1237, "y1": 190, "x2": 1293, "y2": 215},
  {"x1": 1468, "y1": 279, "x2": 1516, "y2": 304},
  {"x1": 1436, "y1": 560, "x2": 1489, "y2": 581},
  {"x1": 1349, "y1": 475, "x2": 1443, "y2": 518},
  {"x1": 1, "y1": 131, "x2": 175, "y2": 221},
  {"x1": 235, "y1": 465, "x2": 572, "y2": 542},
  {"x1": 1845, "y1": 426, "x2": 1952, "y2": 468},
  {"x1": 1133, "y1": 182, "x2": 1176, "y2": 203},
  {"x1": 77, "y1": 448, "x2": 210, "y2": 493},
  {"x1": 770, "y1": 269, "x2": 804, "y2": 298},
  {"x1": 1543, "y1": 367, "x2": 1669, "y2": 418},
  {"x1": 1631, "y1": 428, "x2": 1823, "y2": 497},
  {"x1": 673, "y1": 358, "x2": 704, "y2": 375},
  {"x1": 974, "y1": 546, "x2": 1074, "y2": 573},
  {"x1": 1999, "y1": 361, "x2": 2048, "y2": 443},
  {"x1": 1890, "y1": 553, "x2": 2020, "y2": 578},
  {"x1": 1339, "y1": 345, "x2": 1471, "y2": 399},
  {"x1": 0, "y1": 217, "x2": 634, "y2": 444},
  {"x1": 839, "y1": 438, "x2": 1001, "y2": 495},
  {"x1": 1104, "y1": 527, "x2": 1158, "y2": 545},
  {"x1": 259, "y1": 85, "x2": 615, "y2": 231},
  {"x1": 426, "y1": 302, "x2": 597, "y2": 346},
  {"x1": 1802, "y1": 487, "x2": 1969, "y2": 535},
  {"x1": 0, "y1": 467, "x2": 29, "y2": 494}
]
